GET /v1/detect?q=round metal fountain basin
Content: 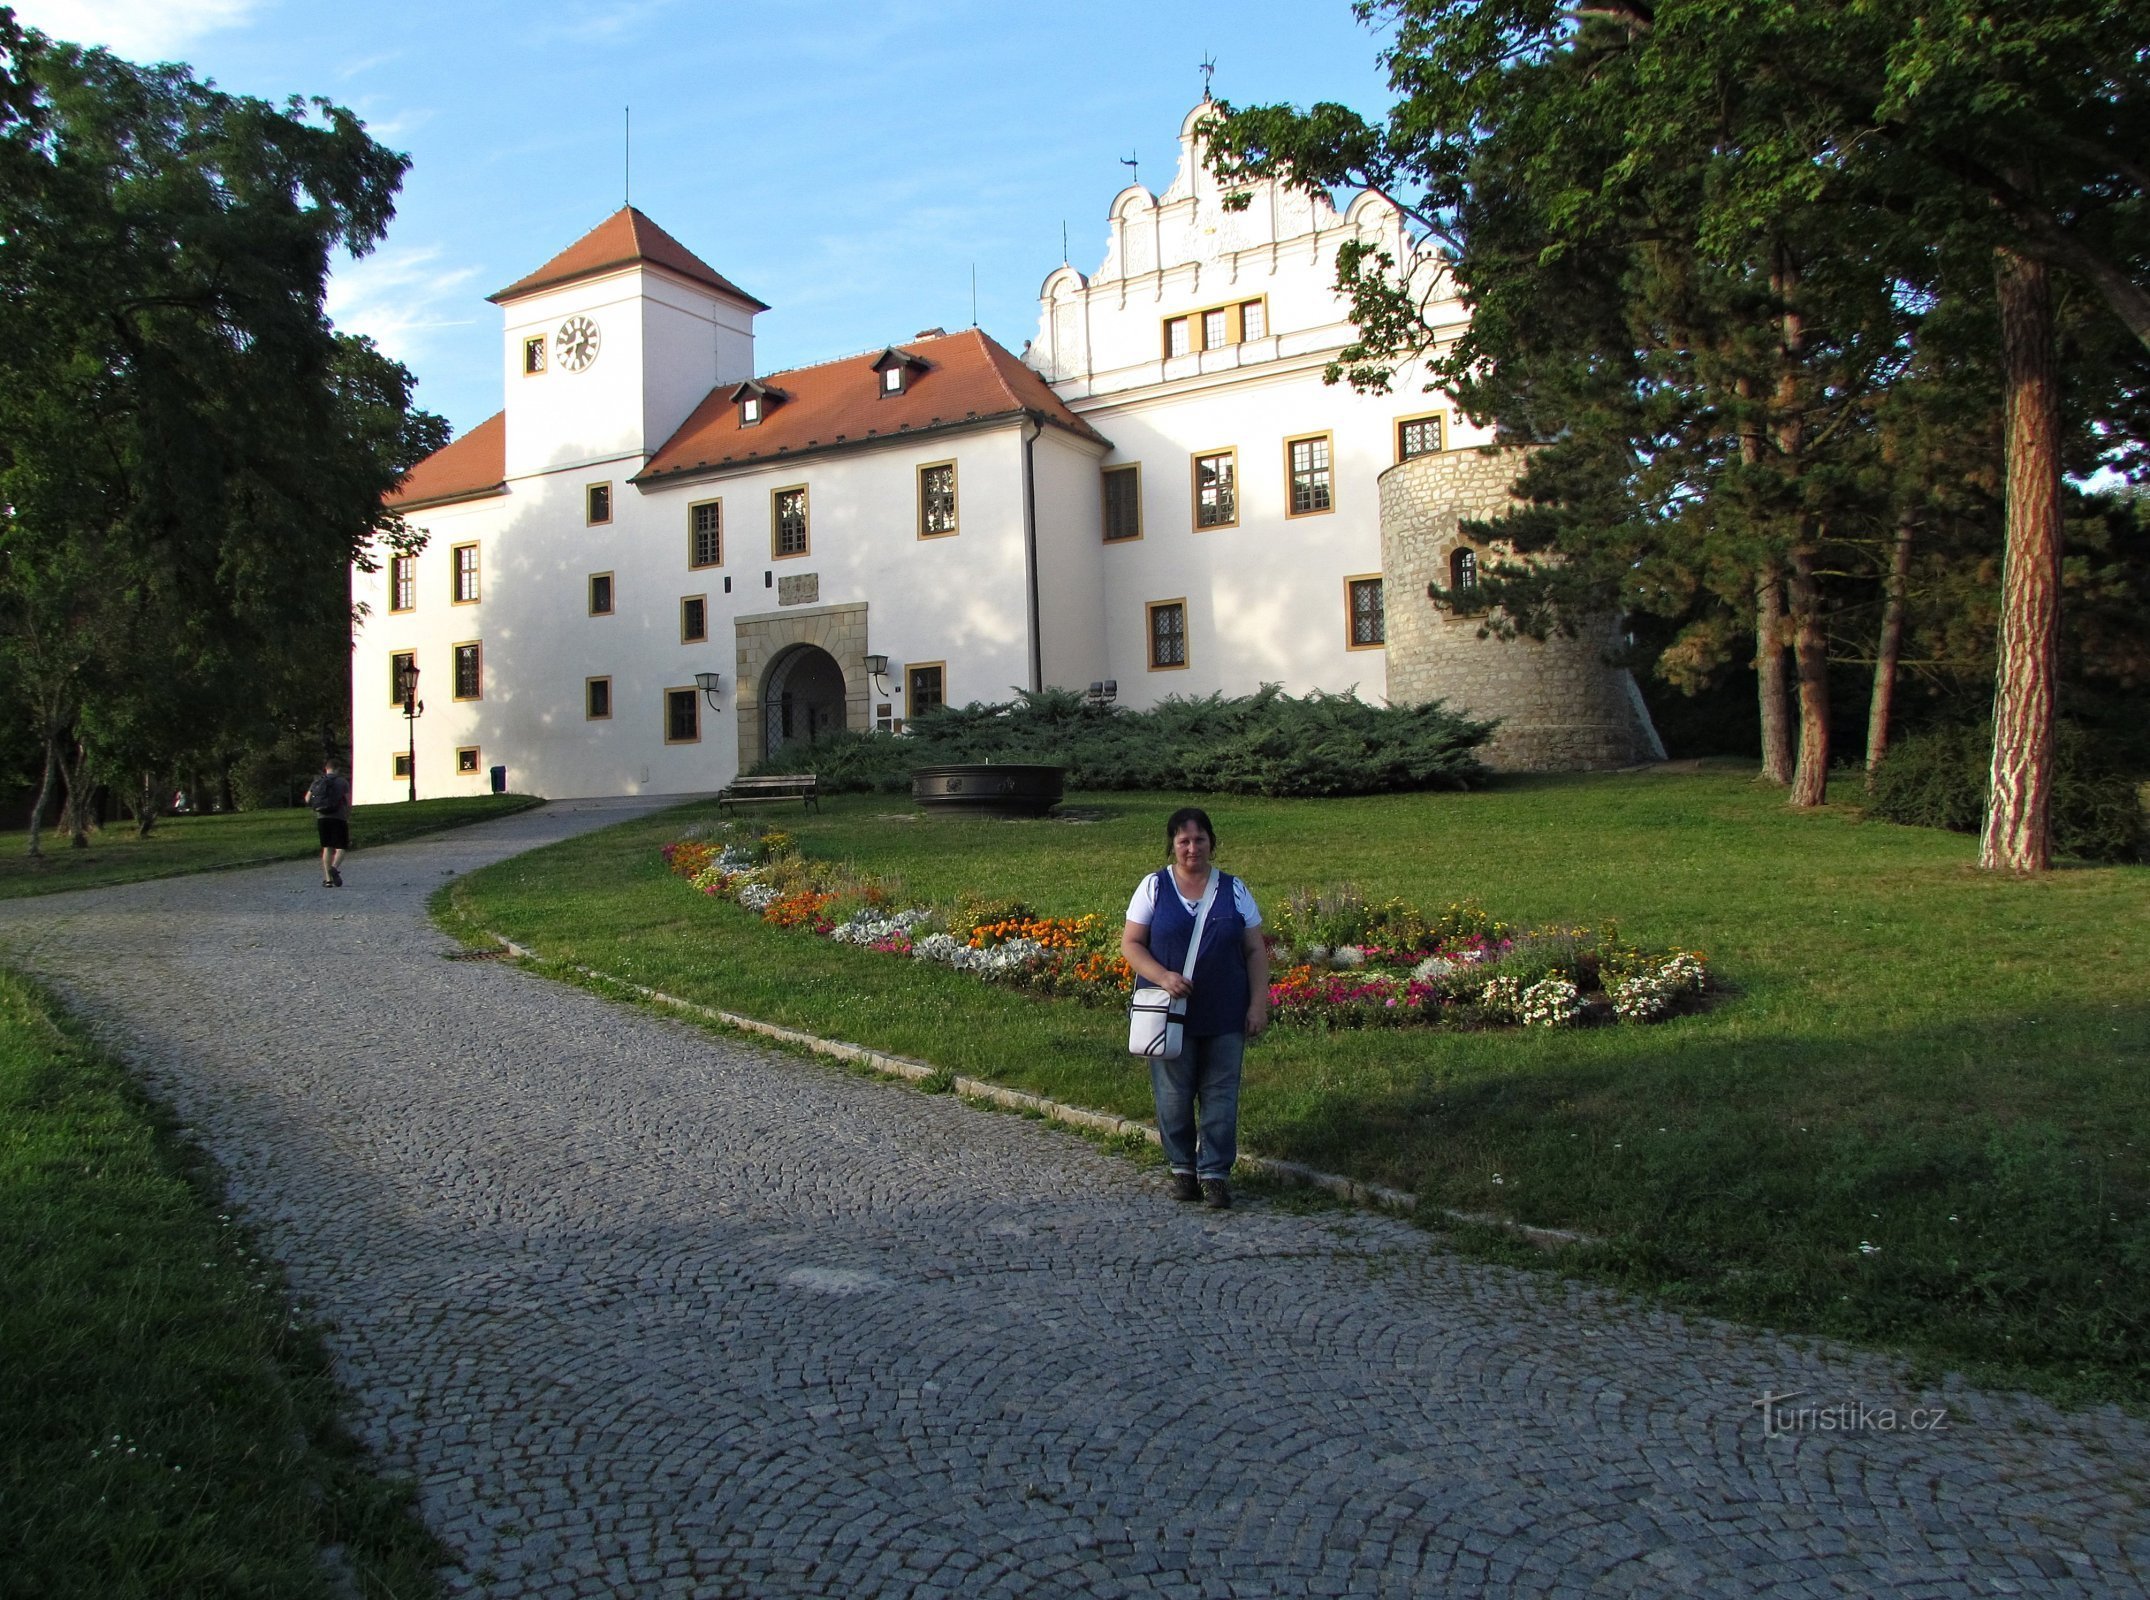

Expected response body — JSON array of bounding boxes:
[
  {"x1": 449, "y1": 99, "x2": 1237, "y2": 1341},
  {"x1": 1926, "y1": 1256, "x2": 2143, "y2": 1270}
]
[{"x1": 910, "y1": 763, "x2": 1065, "y2": 818}]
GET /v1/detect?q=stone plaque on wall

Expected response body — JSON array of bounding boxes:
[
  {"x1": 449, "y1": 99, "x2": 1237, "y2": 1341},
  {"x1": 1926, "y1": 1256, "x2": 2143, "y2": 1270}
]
[{"x1": 777, "y1": 573, "x2": 819, "y2": 607}]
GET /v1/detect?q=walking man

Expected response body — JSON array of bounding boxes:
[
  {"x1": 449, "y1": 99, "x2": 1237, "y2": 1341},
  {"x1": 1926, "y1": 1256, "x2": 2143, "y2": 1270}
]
[{"x1": 305, "y1": 758, "x2": 352, "y2": 888}]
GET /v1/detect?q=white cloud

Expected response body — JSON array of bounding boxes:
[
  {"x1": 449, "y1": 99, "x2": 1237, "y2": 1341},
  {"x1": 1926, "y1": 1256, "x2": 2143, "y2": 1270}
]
[
  {"x1": 354, "y1": 103, "x2": 436, "y2": 143},
  {"x1": 336, "y1": 49, "x2": 402, "y2": 81},
  {"x1": 10, "y1": 0, "x2": 266, "y2": 61},
  {"x1": 325, "y1": 241, "x2": 482, "y2": 369},
  {"x1": 525, "y1": 0, "x2": 678, "y2": 45}
]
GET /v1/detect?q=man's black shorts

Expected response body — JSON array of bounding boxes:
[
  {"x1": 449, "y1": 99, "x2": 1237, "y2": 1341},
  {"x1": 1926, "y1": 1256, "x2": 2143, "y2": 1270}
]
[{"x1": 316, "y1": 816, "x2": 350, "y2": 850}]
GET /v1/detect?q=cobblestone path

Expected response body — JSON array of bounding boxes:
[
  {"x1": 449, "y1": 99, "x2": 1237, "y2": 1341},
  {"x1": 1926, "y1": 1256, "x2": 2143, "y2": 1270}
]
[{"x1": 2, "y1": 799, "x2": 2145, "y2": 1598}]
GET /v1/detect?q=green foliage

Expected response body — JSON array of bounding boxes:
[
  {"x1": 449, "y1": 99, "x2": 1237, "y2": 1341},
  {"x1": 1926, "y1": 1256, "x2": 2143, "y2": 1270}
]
[
  {"x1": 1266, "y1": 884, "x2": 1507, "y2": 957},
  {"x1": 750, "y1": 686, "x2": 1494, "y2": 799},
  {"x1": 0, "y1": 30, "x2": 448, "y2": 846},
  {"x1": 1867, "y1": 723, "x2": 2148, "y2": 863},
  {"x1": 1206, "y1": 0, "x2": 2150, "y2": 835}
]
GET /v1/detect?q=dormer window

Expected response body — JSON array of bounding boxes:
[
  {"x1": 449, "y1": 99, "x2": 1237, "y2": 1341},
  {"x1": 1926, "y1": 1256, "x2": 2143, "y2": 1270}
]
[
  {"x1": 871, "y1": 346, "x2": 928, "y2": 398},
  {"x1": 729, "y1": 378, "x2": 780, "y2": 428}
]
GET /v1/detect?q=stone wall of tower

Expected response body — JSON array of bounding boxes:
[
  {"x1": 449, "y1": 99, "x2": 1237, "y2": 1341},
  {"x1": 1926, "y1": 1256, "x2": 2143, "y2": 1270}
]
[{"x1": 1379, "y1": 450, "x2": 1663, "y2": 772}]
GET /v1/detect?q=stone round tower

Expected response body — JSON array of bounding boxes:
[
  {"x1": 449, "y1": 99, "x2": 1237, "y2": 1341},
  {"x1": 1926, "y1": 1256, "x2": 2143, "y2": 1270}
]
[{"x1": 1379, "y1": 450, "x2": 1664, "y2": 771}]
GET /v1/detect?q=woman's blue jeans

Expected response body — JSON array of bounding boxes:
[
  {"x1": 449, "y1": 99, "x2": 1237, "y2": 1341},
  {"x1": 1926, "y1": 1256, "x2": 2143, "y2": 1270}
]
[{"x1": 1149, "y1": 1031, "x2": 1244, "y2": 1181}]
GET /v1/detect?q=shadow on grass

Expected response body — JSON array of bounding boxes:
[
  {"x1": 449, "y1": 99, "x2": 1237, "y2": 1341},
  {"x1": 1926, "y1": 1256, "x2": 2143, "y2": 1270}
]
[{"x1": 1252, "y1": 1002, "x2": 2150, "y2": 1403}]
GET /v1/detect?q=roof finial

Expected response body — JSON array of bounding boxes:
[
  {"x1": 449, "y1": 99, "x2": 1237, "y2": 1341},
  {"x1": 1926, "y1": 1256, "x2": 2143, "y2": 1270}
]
[
  {"x1": 1199, "y1": 54, "x2": 1217, "y2": 101},
  {"x1": 1119, "y1": 150, "x2": 1139, "y2": 189},
  {"x1": 623, "y1": 106, "x2": 631, "y2": 208}
]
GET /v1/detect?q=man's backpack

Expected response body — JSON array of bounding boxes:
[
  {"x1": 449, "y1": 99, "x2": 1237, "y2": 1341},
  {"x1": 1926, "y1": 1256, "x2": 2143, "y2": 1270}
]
[{"x1": 307, "y1": 773, "x2": 348, "y2": 814}]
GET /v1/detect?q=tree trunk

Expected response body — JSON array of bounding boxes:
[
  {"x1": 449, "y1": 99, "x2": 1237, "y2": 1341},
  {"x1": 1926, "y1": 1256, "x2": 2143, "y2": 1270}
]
[
  {"x1": 26, "y1": 735, "x2": 59, "y2": 859},
  {"x1": 59, "y1": 740, "x2": 93, "y2": 849},
  {"x1": 136, "y1": 771, "x2": 161, "y2": 838},
  {"x1": 1740, "y1": 370, "x2": 1793, "y2": 785},
  {"x1": 1785, "y1": 547, "x2": 1832, "y2": 807},
  {"x1": 1768, "y1": 246, "x2": 1830, "y2": 809},
  {"x1": 1865, "y1": 509, "x2": 1915, "y2": 788},
  {"x1": 1981, "y1": 248, "x2": 2063, "y2": 871},
  {"x1": 1755, "y1": 564, "x2": 1794, "y2": 784}
]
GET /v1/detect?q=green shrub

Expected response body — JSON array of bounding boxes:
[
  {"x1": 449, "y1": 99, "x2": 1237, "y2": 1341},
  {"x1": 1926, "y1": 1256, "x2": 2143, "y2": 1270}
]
[
  {"x1": 751, "y1": 685, "x2": 1494, "y2": 799},
  {"x1": 1867, "y1": 722, "x2": 2147, "y2": 863}
]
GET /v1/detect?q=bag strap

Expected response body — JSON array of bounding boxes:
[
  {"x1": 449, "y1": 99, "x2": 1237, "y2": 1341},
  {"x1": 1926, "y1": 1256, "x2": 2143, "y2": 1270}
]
[
  {"x1": 1181, "y1": 870, "x2": 1219, "y2": 980},
  {"x1": 1154, "y1": 868, "x2": 1220, "y2": 1025}
]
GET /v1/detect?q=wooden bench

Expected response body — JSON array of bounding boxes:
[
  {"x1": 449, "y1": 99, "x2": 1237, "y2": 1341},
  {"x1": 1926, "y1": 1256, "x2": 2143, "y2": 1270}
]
[{"x1": 717, "y1": 773, "x2": 820, "y2": 813}]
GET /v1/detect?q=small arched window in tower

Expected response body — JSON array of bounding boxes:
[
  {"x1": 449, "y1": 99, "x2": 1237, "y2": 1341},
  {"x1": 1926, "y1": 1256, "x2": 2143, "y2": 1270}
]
[{"x1": 1450, "y1": 546, "x2": 1479, "y2": 596}]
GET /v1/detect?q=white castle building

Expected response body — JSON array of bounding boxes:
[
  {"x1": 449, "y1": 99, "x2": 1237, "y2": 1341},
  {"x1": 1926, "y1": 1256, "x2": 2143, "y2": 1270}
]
[{"x1": 355, "y1": 102, "x2": 1659, "y2": 804}]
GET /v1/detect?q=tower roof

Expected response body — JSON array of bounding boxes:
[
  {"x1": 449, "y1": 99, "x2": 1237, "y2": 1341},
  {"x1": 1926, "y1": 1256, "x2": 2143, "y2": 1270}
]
[{"x1": 488, "y1": 207, "x2": 767, "y2": 309}]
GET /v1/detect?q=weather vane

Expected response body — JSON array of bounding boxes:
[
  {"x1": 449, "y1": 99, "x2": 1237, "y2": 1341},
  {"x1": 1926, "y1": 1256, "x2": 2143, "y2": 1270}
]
[
  {"x1": 1199, "y1": 54, "x2": 1217, "y2": 100},
  {"x1": 1119, "y1": 150, "x2": 1140, "y2": 187}
]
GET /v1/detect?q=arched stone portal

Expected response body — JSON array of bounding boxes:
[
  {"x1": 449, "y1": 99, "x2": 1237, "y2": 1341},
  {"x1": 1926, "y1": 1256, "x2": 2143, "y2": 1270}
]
[
  {"x1": 761, "y1": 644, "x2": 848, "y2": 760},
  {"x1": 732, "y1": 601, "x2": 871, "y2": 773}
]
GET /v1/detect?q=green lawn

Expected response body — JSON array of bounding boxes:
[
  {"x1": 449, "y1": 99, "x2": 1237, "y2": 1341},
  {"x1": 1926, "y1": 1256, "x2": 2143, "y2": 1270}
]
[
  {"x1": 0, "y1": 793, "x2": 545, "y2": 900},
  {"x1": 0, "y1": 967, "x2": 444, "y2": 1598},
  {"x1": 438, "y1": 766, "x2": 2150, "y2": 1404}
]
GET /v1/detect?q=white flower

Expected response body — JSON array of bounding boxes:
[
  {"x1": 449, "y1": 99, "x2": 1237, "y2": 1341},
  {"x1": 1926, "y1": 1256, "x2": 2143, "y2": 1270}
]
[
  {"x1": 1412, "y1": 955, "x2": 1457, "y2": 983},
  {"x1": 1480, "y1": 975, "x2": 1524, "y2": 1019},
  {"x1": 1518, "y1": 977, "x2": 1583, "y2": 1028},
  {"x1": 1661, "y1": 952, "x2": 1709, "y2": 992},
  {"x1": 829, "y1": 908, "x2": 931, "y2": 945},
  {"x1": 1609, "y1": 954, "x2": 1705, "y2": 1023},
  {"x1": 910, "y1": 932, "x2": 967, "y2": 965},
  {"x1": 736, "y1": 882, "x2": 779, "y2": 911},
  {"x1": 1331, "y1": 945, "x2": 1367, "y2": 969},
  {"x1": 1610, "y1": 970, "x2": 1675, "y2": 1022}
]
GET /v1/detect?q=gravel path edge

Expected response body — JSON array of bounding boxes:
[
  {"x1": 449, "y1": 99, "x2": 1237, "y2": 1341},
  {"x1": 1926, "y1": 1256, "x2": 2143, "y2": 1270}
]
[{"x1": 475, "y1": 927, "x2": 1601, "y2": 1249}]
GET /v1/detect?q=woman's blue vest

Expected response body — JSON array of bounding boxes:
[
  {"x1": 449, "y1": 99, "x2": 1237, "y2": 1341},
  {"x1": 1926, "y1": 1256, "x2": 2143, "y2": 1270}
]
[{"x1": 1145, "y1": 868, "x2": 1249, "y2": 1039}]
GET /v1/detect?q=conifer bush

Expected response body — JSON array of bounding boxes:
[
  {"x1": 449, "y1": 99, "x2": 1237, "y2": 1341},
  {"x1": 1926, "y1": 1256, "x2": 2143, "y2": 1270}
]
[
  {"x1": 1866, "y1": 722, "x2": 2147, "y2": 863},
  {"x1": 749, "y1": 686, "x2": 1494, "y2": 799}
]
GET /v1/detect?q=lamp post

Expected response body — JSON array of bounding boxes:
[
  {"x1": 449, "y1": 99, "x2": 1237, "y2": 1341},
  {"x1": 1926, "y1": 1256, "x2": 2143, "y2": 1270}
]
[{"x1": 398, "y1": 660, "x2": 424, "y2": 803}]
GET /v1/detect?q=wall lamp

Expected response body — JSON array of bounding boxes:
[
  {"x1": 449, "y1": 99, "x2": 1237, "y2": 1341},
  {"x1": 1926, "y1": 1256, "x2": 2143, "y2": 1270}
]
[
  {"x1": 864, "y1": 653, "x2": 892, "y2": 696},
  {"x1": 694, "y1": 670, "x2": 724, "y2": 709}
]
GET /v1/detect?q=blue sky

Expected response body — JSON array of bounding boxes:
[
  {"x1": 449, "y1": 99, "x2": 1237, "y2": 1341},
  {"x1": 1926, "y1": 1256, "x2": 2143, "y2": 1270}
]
[{"x1": 16, "y1": 0, "x2": 1398, "y2": 438}]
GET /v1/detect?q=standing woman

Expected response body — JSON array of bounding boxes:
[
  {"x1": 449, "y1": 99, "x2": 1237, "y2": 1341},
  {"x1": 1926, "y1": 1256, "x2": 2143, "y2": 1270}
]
[{"x1": 1121, "y1": 807, "x2": 1270, "y2": 1208}]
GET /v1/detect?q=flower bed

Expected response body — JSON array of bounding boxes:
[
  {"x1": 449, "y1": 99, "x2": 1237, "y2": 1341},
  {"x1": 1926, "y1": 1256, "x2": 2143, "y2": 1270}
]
[{"x1": 660, "y1": 823, "x2": 1710, "y2": 1029}]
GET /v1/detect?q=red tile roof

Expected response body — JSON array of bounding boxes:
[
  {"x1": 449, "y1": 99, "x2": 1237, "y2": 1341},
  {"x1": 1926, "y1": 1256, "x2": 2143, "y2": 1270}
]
[
  {"x1": 385, "y1": 411, "x2": 506, "y2": 510},
  {"x1": 638, "y1": 328, "x2": 1107, "y2": 484},
  {"x1": 489, "y1": 207, "x2": 767, "y2": 309}
]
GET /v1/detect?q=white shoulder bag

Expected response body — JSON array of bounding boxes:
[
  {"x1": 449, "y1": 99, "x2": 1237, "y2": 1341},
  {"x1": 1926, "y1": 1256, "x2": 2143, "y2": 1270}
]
[{"x1": 1128, "y1": 868, "x2": 1218, "y2": 1061}]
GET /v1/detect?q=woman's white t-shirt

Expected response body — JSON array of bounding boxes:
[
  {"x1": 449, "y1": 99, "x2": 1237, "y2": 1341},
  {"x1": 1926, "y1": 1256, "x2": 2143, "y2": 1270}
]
[{"x1": 1125, "y1": 871, "x2": 1263, "y2": 929}]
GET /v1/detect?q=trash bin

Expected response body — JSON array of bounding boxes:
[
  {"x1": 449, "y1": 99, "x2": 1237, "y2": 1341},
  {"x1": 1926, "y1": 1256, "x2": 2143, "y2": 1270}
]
[{"x1": 489, "y1": 764, "x2": 507, "y2": 794}]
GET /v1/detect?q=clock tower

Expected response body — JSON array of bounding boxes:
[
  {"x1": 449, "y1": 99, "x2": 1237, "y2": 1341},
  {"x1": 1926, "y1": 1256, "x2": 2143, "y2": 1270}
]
[{"x1": 489, "y1": 207, "x2": 764, "y2": 481}]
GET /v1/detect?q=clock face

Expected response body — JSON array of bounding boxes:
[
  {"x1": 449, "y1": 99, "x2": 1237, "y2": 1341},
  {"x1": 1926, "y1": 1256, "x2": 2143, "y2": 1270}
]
[{"x1": 554, "y1": 315, "x2": 601, "y2": 373}]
